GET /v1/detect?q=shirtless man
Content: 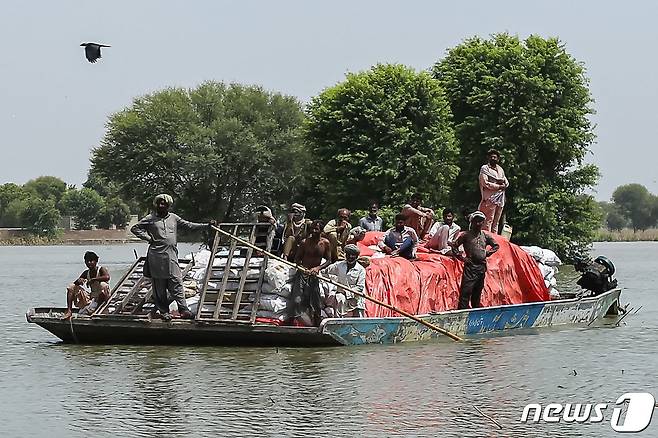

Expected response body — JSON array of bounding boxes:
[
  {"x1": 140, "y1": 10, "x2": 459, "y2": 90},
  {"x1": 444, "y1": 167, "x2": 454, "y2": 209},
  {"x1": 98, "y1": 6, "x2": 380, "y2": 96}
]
[
  {"x1": 451, "y1": 211, "x2": 500, "y2": 309},
  {"x1": 62, "y1": 251, "x2": 111, "y2": 319},
  {"x1": 402, "y1": 193, "x2": 434, "y2": 239},
  {"x1": 292, "y1": 220, "x2": 332, "y2": 326}
]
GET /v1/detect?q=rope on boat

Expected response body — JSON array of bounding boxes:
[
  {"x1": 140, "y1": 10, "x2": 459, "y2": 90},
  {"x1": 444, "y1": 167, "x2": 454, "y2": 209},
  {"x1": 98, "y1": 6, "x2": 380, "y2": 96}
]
[
  {"x1": 210, "y1": 225, "x2": 464, "y2": 342},
  {"x1": 68, "y1": 315, "x2": 79, "y2": 344}
]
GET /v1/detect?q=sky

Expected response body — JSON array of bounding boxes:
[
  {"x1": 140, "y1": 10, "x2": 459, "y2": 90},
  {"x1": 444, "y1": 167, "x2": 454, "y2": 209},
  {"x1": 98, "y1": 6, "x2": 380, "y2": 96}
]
[{"x1": 1, "y1": 1, "x2": 657, "y2": 201}]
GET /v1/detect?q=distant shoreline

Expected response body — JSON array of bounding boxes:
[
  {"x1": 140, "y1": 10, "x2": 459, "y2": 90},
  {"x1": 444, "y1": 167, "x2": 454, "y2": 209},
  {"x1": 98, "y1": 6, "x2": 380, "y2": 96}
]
[{"x1": 593, "y1": 228, "x2": 658, "y2": 242}]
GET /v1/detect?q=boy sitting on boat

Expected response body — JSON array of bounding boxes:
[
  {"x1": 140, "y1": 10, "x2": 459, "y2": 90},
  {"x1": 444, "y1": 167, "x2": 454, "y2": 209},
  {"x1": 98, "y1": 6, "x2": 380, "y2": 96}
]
[{"x1": 62, "y1": 251, "x2": 110, "y2": 319}]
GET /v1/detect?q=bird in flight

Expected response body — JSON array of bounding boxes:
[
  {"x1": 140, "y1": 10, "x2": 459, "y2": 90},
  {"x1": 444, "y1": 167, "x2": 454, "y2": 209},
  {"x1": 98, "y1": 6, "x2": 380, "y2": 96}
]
[{"x1": 80, "y1": 42, "x2": 111, "y2": 63}]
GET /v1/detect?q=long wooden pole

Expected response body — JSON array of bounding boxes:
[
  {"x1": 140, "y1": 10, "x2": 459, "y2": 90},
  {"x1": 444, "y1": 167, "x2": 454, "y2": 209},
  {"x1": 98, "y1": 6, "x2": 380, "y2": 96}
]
[{"x1": 211, "y1": 225, "x2": 463, "y2": 342}]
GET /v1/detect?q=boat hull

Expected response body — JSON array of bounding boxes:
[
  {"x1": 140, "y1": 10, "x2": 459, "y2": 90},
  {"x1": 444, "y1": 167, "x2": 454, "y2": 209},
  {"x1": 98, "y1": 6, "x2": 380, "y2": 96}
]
[{"x1": 27, "y1": 288, "x2": 621, "y2": 347}]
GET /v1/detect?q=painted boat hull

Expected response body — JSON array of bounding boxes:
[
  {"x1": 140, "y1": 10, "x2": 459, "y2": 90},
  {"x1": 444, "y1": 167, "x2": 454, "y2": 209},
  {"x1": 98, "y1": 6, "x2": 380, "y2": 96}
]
[{"x1": 27, "y1": 288, "x2": 621, "y2": 347}]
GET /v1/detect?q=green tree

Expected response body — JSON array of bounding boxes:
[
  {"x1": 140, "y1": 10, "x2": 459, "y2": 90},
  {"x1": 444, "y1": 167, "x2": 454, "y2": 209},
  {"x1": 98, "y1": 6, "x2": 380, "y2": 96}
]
[
  {"x1": 97, "y1": 197, "x2": 131, "y2": 229},
  {"x1": 0, "y1": 183, "x2": 28, "y2": 227},
  {"x1": 598, "y1": 201, "x2": 629, "y2": 231},
  {"x1": 612, "y1": 184, "x2": 656, "y2": 230},
  {"x1": 60, "y1": 188, "x2": 105, "y2": 229},
  {"x1": 305, "y1": 64, "x2": 459, "y2": 216},
  {"x1": 433, "y1": 34, "x2": 599, "y2": 258},
  {"x1": 89, "y1": 81, "x2": 309, "y2": 221},
  {"x1": 23, "y1": 176, "x2": 67, "y2": 204},
  {"x1": 21, "y1": 198, "x2": 61, "y2": 237}
]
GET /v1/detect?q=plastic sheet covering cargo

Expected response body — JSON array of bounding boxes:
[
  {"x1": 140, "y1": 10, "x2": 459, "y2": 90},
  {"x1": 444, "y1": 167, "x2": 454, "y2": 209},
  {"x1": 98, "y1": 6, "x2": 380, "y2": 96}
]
[{"x1": 363, "y1": 232, "x2": 550, "y2": 317}]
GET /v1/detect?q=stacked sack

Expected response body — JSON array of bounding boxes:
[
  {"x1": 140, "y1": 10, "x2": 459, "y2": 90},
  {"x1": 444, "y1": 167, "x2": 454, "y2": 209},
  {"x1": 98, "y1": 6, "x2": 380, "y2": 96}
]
[
  {"x1": 256, "y1": 259, "x2": 296, "y2": 322},
  {"x1": 521, "y1": 246, "x2": 562, "y2": 299}
]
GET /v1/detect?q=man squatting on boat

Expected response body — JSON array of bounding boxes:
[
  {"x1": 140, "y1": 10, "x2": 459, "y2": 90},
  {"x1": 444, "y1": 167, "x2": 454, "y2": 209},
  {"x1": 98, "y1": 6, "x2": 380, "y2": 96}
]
[{"x1": 62, "y1": 251, "x2": 111, "y2": 319}]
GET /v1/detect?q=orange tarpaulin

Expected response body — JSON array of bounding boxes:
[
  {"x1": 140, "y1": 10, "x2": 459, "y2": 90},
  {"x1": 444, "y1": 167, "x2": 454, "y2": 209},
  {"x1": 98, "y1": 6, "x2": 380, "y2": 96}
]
[{"x1": 362, "y1": 232, "x2": 549, "y2": 317}]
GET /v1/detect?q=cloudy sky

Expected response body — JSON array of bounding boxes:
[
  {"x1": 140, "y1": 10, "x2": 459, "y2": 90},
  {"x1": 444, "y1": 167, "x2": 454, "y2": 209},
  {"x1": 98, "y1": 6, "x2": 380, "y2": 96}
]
[{"x1": 1, "y1": 1, "x2": 657, "y2": 200}]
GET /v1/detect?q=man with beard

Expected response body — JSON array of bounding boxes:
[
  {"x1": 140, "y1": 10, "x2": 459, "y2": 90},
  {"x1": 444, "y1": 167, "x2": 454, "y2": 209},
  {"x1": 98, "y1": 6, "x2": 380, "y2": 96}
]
[
  {"x1": 478, "y1": 149, "x2": 509, "y2": 233},
  {"x1": 131, "y1": 194, "x2": 215, "y2": 321},
  {"x1": 322, "y1": 244, "x2": 366, "y2": 318},
  {"x1": 281, "y1": 203, "x2": 312, "y2": 260},
  {"x1": 451, "y1": 211, "x2": 500, "y2": 310},
  {"x1": 291, "y1": 220, "x2": 332, "y2": 326}
]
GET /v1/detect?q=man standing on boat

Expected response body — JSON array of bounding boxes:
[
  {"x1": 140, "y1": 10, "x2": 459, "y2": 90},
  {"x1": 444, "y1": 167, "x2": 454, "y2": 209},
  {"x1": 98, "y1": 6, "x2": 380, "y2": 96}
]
[
  {"x1": 292, "y1": 220, "x2": 332, "y2": 326},
  {"x1": 131, "y1": 194, "x2": 215, "y2": 321},
  {"x1": 322, "y1": 244, "x2": 366, "y2": 317},
  {"x1": 451, "y1": 211, "x2": 499, "y2": 309},
  {"x1": 478, "y1": 149, "x2": 509, "y2": 234}
]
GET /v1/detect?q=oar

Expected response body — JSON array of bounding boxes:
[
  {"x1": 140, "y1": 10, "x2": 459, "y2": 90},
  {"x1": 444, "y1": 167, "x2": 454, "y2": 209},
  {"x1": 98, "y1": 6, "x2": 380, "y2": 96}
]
[{"x1": 211, "y1": 225, "x2": 463, "y2": 342}]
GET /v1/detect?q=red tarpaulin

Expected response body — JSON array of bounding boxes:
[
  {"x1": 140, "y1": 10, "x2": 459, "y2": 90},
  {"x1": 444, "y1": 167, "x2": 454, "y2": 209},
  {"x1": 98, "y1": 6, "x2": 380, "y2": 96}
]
[{"x1": 359, "y1": 231, "x2": 550, "y2": 317}]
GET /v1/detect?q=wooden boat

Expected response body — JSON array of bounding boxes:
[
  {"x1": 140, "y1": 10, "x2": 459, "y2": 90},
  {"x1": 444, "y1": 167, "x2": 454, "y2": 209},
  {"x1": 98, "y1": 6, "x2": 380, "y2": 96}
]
[
  {"x1": 26, "y1": 223, "x2": 622, "y2": 346},
  {"x1": 26, "y1": 288, "x2": 621, "y2": 346}
]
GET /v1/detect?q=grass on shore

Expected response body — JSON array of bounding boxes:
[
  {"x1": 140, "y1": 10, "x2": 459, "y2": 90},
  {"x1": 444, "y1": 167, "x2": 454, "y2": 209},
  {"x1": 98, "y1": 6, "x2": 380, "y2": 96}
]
[
  {"x1": 594, "y1": 228, "x2": 658, "y2": 242},
  {"x1": 0, "y1": 235, "x2": 64, "y2": 246}
]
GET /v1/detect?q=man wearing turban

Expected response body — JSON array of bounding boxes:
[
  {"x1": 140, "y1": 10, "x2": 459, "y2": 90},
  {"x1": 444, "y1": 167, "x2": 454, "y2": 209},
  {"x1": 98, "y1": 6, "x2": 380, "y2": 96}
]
[
  {"x1": 131, "y1": 194, "x2": 215, "y2": 320},
  {"x1": 322, "y1": 243, "x2": 366, "y2": 317}
]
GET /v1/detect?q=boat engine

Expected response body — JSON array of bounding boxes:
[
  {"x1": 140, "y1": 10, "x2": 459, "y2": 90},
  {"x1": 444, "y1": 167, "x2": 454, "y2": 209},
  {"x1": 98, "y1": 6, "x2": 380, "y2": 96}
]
[{"x1": 574, "y1": 255, "x2": 617, "y2": 295}]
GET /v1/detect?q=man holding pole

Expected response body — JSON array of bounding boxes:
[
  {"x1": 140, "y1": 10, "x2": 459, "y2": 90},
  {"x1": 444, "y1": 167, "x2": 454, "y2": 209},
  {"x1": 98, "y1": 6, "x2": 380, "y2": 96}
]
[
  {"x1": 292, "y1": 220, "x2": 332, "y2": 326},
  {"x1": 131, "y1": 194, "x2": 215, "y2": 321}
]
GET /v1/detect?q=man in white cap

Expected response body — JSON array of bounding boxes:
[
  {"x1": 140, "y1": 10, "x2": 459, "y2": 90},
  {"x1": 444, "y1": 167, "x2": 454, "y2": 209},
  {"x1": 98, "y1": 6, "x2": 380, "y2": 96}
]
[
  {"x1": 451, "y1": 211, "x2": 499, "y2": 309},
  {"x1": 322, "y1": 243, "x2": 366, "y2": 317},
  {"x1": 131, "y1": 194, "x2": 215, "y2": 320}
]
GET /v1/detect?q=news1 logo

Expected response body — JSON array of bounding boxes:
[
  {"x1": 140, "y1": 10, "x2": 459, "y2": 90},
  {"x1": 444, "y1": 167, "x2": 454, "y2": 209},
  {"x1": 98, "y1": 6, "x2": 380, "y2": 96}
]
[{"x1": 520, "y1": 392, "x2": 655, "y2": 433}]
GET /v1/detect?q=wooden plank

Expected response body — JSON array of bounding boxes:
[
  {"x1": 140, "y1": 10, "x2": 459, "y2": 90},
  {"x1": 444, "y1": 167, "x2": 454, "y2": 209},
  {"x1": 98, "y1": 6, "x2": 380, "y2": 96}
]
[
  {"x1": 231, "y1": 226, "x2": 256, "y2": 319},
  {"x1": 250, "y1": 224, "x2": 274, "y2": 323},
  {"x1": 194, "y1": 230, "x2": 221, "y2": 319},
  {"x1": 212, "y1": 224, "x2": 239, "y2": 319},
  {"x1": 95, "y1": 257, "x2": 144, "y2": 315},
  {"x1": 112, "y1": 276, "x2": 149, "y2": 314}
]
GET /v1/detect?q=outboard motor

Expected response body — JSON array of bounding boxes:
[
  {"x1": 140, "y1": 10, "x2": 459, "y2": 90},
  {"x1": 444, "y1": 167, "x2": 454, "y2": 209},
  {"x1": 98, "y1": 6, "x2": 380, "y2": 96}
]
[{"x1": 574, "y1": 255, "x2": 617, "y2": 295}]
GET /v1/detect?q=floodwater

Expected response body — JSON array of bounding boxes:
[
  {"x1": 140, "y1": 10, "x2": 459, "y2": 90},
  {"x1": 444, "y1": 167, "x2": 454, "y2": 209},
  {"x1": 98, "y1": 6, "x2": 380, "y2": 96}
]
[{"x1": 0, "y1": 242, "x2": 656, "y2": 437}]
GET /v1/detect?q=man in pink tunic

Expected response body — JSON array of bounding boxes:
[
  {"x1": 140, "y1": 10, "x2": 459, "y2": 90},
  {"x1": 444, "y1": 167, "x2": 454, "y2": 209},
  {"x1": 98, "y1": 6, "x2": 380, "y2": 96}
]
[{"x1": 478, "y1": 149, "x2": 509, "y2": 233}]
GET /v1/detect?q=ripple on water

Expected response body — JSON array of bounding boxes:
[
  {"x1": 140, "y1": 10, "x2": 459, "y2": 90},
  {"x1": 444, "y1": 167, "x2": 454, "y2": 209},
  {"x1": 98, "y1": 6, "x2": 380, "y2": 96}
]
[{"x1": 1, "y1": 242, "x2": 657, "y2": 437}]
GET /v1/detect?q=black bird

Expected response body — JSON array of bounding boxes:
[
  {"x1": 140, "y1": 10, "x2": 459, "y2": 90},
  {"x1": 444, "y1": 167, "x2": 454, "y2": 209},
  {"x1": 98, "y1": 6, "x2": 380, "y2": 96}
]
[{"x1": 80, "y1": 42, "x2": 111, "y2": 63}]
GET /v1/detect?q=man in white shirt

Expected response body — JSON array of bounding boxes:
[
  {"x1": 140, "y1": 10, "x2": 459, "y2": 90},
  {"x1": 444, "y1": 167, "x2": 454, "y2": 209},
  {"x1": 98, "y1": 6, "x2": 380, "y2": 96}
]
[
  {"x1": 322, "y1": 244, "x2": 367, "y2": 317},
  {"x1": 427, "y1": 208, "x2": 461, "y2": 254}
]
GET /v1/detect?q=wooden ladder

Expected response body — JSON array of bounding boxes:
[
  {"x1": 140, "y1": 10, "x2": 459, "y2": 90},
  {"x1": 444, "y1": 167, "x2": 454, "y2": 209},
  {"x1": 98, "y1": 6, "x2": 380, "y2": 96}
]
[
  {"x1": 195, "y1": 223, "x2": 274, "y2": 323},
  {"x1": 95, "y1": 256, "x2": 196, "y2": 316}
]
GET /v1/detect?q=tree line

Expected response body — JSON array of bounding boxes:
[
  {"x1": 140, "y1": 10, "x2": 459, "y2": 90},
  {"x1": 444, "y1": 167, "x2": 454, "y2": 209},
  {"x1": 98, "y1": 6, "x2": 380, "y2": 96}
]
[
  {"x1": 599, "y1": 184, "x2": 658, "y2": 231},
  {"x1": 4, "y1": 33, "x2": 602, "y2": 257},
  {"x1": 0, "y1": 176, "x2": 133, "y2": 236}
]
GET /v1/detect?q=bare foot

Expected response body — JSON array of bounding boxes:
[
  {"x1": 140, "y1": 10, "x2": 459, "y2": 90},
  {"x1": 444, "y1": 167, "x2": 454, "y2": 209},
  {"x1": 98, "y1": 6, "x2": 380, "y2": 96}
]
[{"x1": 61, "y1": 310, "x2": 73, "y2": 320}]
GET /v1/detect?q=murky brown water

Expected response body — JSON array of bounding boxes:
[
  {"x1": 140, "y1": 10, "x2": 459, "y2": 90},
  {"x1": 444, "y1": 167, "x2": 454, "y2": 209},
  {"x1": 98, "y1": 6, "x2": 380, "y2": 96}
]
[{"x1": 1, "y1": 242, "x2": 656, "y2": 437}]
